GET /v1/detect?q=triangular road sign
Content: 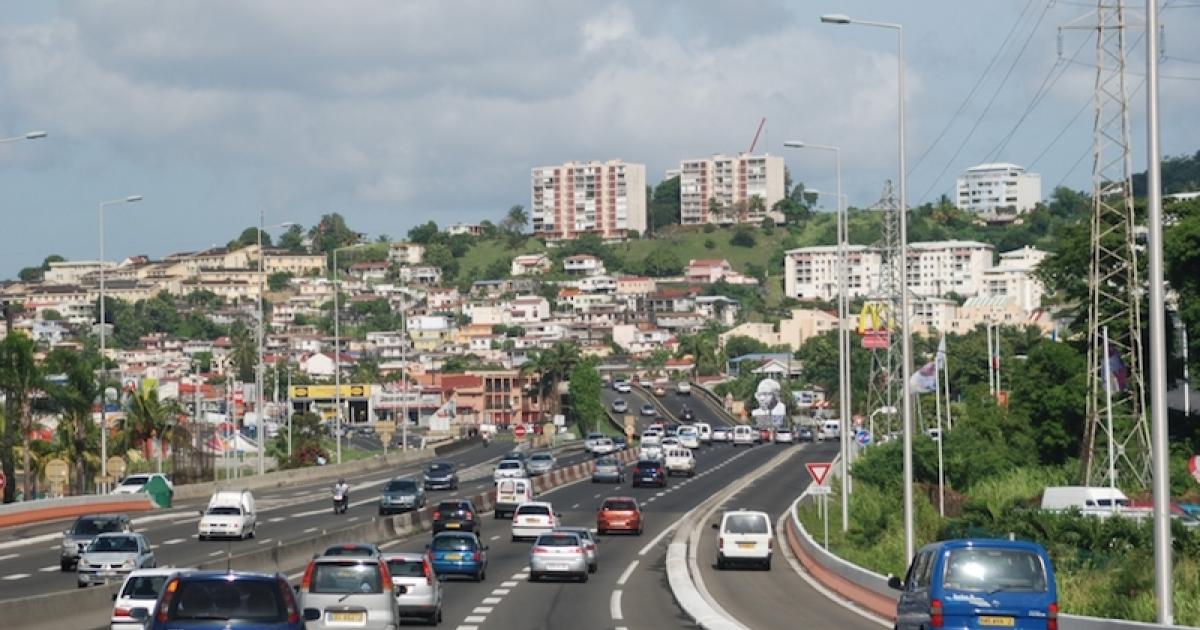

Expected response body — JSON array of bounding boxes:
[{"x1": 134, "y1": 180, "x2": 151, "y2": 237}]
[{"x1": 806, "y1": 462, "x2": 833, "y2": 486}]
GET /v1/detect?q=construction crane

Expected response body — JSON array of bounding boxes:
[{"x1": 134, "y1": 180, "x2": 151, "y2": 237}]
[{"x1": 747, "y1": 117, "x2": 766, "y2": 154}]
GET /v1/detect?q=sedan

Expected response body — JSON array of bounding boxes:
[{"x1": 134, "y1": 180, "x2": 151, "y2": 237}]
[
  {"x1": 775, "y1": 427, "x2": 794, "y2": 444},
  {"x1": 592, "y1": 456, "x2": 625, "y2": 483},
  {"x1": 529, "y1": 532, "x2": 589, "y2": 583},
  {"x1": 526, "y1": 452, "x2": 556, "y2": 476},
  {"x1": 555, "y1": 526, "x2": 599, "y2": 573},
  {"x1": 796, "y1": 426, "x2": 815, "y2": 442},
  {"x1": 632, "y1": 460, "x2": 667, "y2": 488},
  {"x1": 611, "y1": 399, "x2": 628, "y2": 413},
  {"x1": 597, "y1": 496, "x2": 644, "y2": 535},
  {"x1": 423, "y1": 461, "x2": 459, "y2": 491},
  {"x1": 77, "y1": 533, "x2": 156, "y2": 588},
  {"x1": 711, "y1": 427, "x2": 731, "y2": 443},
  {"x1": 640, "y1": 403, "x2": 657, "y2": 417},
  {"x1": 428, "y1": 532, "x2": 488, "y2": 581}
]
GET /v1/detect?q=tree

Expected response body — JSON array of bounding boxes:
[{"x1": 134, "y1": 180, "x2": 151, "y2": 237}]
[
  {"x1": 228, "y1": 227, "x2": 271, "y2": 250},
  {"x1": 423, "y1": 243, "x2": 459, "y2": 279},
  {"x1": 43, "y1": 348, "x2": 100, "y2": 494},
  {"x1": 185, "y1": 290, "x2": 223, "y2": 309},
  {"x1": 523, "y1": 342, "x2": 581, "y2": 416},
  {"x1": 501, "y1": 205, "x2": 528, "y2": 235},
  {"x1": 0, "y1": 333, "x2": 42, "y2": 501},
  {"x1": 123, "y1": 385, "x2": 179, "y2": 471},
  {"x1": 309, "y1": 213, "x2": 360, "y2": 256},
  {"x1": 723, "y1": 335, "x2": 770, "y2": 360},
  {"x1": 407, "y1": 221, "x2": 441, "y2": 245},
  {"x1": 568, "y1": 359, "x2": 606, "y2": 433},
  {"x1": 267, "y1": 271, "x2": 293, "y2": 292},
  {"x1": 270, "y1": 412, "x2": 328, "y2": 469},
  {"x1": 731, "y1": 227, "x2": 757, "y2": 248},
  {"x1": 229, "y1": 321, "x2": 257, "y2": 383},
  {"x1": 642, "y1": 249, "x2": 682, "y2": 277},
  {"x1": 1166, "y1": 199, "x2": 1200, "y2": 381},
  {"x1": 648, "y1": 176, "x2": 682, "y2": 232},
  {"x1": 279, "y1": 224, "x2": 306, "y2": 253},
  {"x1": 17, "y1": 267, "x2": 42, "y2": 282},
  {"x1": 676, "y1": 330, "x2": 723, "y2": 376}
]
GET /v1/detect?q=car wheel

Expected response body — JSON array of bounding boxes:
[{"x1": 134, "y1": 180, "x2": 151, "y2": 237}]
[
  {"x1": 77, "y1": 581, "x2": 87, "y2": 589},
  {"x1": 511, "y1": 536, "x2": 519, "y2": 542},
  {"x1": 379, "y1": 509, "x2": 386, "y2": 516},
  {"x1": 529, "y1": 572, "x2": 539, "y2": 582},
  {"x1": 716, "y1": 557, "x2": 725, "y2": 570},
  {"x1": 59, "y1": 560, "x2": 71, "y2": 572},
  {"x1": 198, "y1": 534, "x2": 207, "y2": 541},
  {"x1": 597, "y1": 528, "x2": 605, "y2": 535},
  {"x1": 589, "y1": 563, "x2": 597, "y2": 574}
]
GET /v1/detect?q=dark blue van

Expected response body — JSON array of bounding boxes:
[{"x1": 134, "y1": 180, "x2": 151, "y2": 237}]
[{"x1": 889, "y1": 539, "x2": 1058, "y2": 630}]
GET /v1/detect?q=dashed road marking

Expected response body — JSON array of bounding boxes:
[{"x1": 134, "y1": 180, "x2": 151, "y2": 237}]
[
  {"x1": 571, "y1": 503, "x2": 579, "y2": 509},
  {"x1": 482, "y1": 597, "x2": 502, "y2": 604},
  {"x1": 303, "y1": 527, "x2": 318, "y2": 533},
  {"x1": 0, "y1": 553, "x2": 19, "y2": 561},
  {"x1": 163, "y1": 538, "x2": 187, "y2": 545},
  {"x1": 490, "y1": 535, "x2": 500, "y2": 541},
  {"x1": 38, "y1": 565, "x2": 58, "y2": 572},
  {"x1": 172, "y1": 518, "x2": 196, "y2": 525},
  {"x1": 610, "y1": 589, "x2": 624, "y2": 620},
  {"x1": 258, "y1": 538, "x2": 274, "y2": 545},
  {"x1": 2, "y1": 573, "x2": 29, "y2": 580},
  {"x1": 491, "y1": 588, "x2": 510, "y2": 595},
  {"x1": 511, "y1": 572, "x2": 526, "y2": 580},
  {"x1": 617, "y1": 560, "x2": 638, "y2": 586},
  {"x1": 269, "y1": 517, "x2": 286, "y2": 523},
  {"x1": 500, "y1": 580, "x2": 518, "y2": 587},
  {"x1": 472, "y1": 606, "x2": 493, "y2": 614},
  {"x1": 208, "y1": 551, "x2": 224, "y2": 557},
  {"x1": 464, "y1": 616, "x2": 487, "y2": 623},
  {"x1": 455, "y1": 626, "x2": 479, "y2": 630}
]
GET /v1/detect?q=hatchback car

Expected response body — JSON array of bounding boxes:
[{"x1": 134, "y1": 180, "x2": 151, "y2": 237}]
[
  {"x1": 640, "y1": 403, "x2": 657, "y2": 417},
  {"x1": 890, "y1": 539, "x2": 1058, "y2": 630},
  {"x1": 529, "y1": 532, "x2": 589, "y2": 583},
  {"x1": 428, "y1": 532, "x2": 488, "y2": 581},
  {"x1": 78, "y1": 532, "x2": 156, "y2": 588},
  {"x1": 713, "y1": 510, "x2": 773, "y2": 570},
  {"x1": 110, "y1": 567, "x2": 177, "y2": 630},
  {"x1": 632, "y1": 460, "x2": 667, "y2": 488},
  {"x1": 775, "y1": 427, "x2": 794, "y2": 444},
  {"x1": 592, "y1": 456, "x2": 625, "y2": 483},
  {"x1": 422, "y1": 462, "x2": 459, "y2": 491},
  {"x1": 299, "y1": 556, "x2": 400, "y2": 628},
  {"x1": 796, "y1": 426, "x2": 815, "y2": 442},
  {"x1": 382, "y1": 552, "x2": 442, "y2": 626},
  {"x1": 378, "y1": 476, "x2": 426, "y2": 515},
  {"x1": 611, "y1": 399, "x2": 628, "y2": 413},
  {"x1": 61, "y1": 513, "x2": 133, "y2": 571},
  {"x1": 526, "y1": 452, "x2": 556, "y2": 476},
  {"x1": 130, "y1": 570, "x2": 304, "y2": 630},
  {"x1": 493, "y1": 459, "x2": 526, "y2": 481},
  {"x1": 596, "y1": 497, "x2": 643, "y2": 535},
  {"x1": 433, "y1": 499, "x2": 480, "y2": 534},
  {"x1": 612, "y1": 434, "x2": 628, "y2": 451},
  {"x1": 511, "y1": 502, "x2": 560, "y2": 541},
  {"x1": 711, "y1": 427, "x2": 731, "y2": 443}
]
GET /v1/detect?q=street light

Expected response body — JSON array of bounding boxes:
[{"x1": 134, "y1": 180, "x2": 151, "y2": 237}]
[
  {"x1": 821, "y1": 12, "x2": 915, "y2": 563},
  {"x1": 255, "y1": 218, "x2": 296, "y2": 475},
  {"x1": 0, "y1": 131, "x2": 48, "y2": 143},
  {"x1": 98, "y1": 194, "x2": 144, "y2": 490},
  {"x1": 331, "y1": 244, "x2": 363, "y2": 465}
]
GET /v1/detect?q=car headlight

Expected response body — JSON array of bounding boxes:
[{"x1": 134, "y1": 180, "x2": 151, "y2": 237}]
[{"x1": 122, "y1": 559, "x2": 136, "y2": 569}]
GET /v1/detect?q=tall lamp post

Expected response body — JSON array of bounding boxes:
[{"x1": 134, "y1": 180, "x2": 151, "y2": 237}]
[
  {"x1": 331, "y1": 245, "x2": 361, "y2": 465},
  {"x1": 255, "y1": 217, "x2": 295, "y2": 475},
  {"x1": 98, "y1": 195, "x2": 144, "y2": 489},
  {"x1": 821, "y1": 12, "x2": 914, "y2": 562},
  {"x1": 784, "y1": 141, "x2": 850, "y2": 532}
]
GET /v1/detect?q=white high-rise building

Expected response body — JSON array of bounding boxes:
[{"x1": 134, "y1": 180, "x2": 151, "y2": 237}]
[
  {"x1": 955, "y1": 163, "x2": 1041, "y2": 219},
  {"x1": 531, "y1": 160, "x2": 647, "y2": 241},
  {"x1": 783, "y1": 245, "x2": 884, "y2": 301},
  {"x1": 905, "y1": 240, "x2": 995, "y2": 298},
  {"x1": 679, "y1": 153, "x2": 785, "y2": 225},
  {"x1": 784, "y1": 240, "x2": 996, "y2": 302}
]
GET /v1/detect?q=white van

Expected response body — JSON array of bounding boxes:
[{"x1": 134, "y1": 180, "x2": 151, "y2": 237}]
[
  {"x1": 732, "y1": 425, "x2": 756, "y2": 447},
  {"x1": 695, "y1": 422, "x2": 712, "y2": 444},
  {"x1": 1041, "y1": 486, "x2": 1131, "y2": 513},
  {"x1": 494, "y1": 478, "x2": 534, "y2": 519},
  {"x1": 676, "y1": 425, "x2": 701, "y2": 449},
  {"x1": 663, "y1": 448, "x2": 696, "y2": 477},
  {"x1": 713, "y1": 510, "x2": 773, "y2": 570},
  {"x1": 198, "y1": 490, "x2": 256, "y2": 540},
  {"x1": 820, "y1": 420, "x2": 842, "y2": 441}
]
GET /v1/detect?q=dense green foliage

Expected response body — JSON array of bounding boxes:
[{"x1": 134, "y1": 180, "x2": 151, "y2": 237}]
[{"x1": 568, "y1": 359, "x2": 605, "y2": 434}]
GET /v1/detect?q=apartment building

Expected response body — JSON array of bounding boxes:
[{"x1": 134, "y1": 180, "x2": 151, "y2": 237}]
[
  {"x1": 905, "y1": 240, "x2": 994, "y2": 298},
  {"x1": 388, "y1": 242, "x2": 425, "y2": 266},
  {"x1": 531, "y1": 160, "x2": 647, "y2": 240},
  {"x1": 783, "y1": 245, "x2": 885, "y2": 301},
  {"x1": 955, "y1": 163, "x2": 1041, "y2": 218},
  {"x1": 982, "y1": 246, "x2": 1047, "y2": 312},
  {"x1": 43, "y1": 261, "x2": 116, "y2": 285},
  {"x1": 679, "y1": 153, "x2": 785, "y2": 225}
]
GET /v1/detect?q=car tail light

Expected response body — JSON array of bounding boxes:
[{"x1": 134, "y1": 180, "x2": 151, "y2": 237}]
[
  {"x1": 278, "y1": 578, "x2": 299, "y2": 623},
  {"x1": 930, "y1": 598, "x2": 944, "y2": 628},
  {"x1": 299, "y1": 561, "x2": 315, "y2": 592},
  {"x1": 472, "y1": 550, "x2": 482, "y2": 562},
  {"x1": 433, "y1": 511, "x2": 441, "y2": 520},
  {"x1": 423, "y1": 559, "x2": 434, "y2": 586},
  {"x1": 768, "y1": 538, "x2": 774, "y2": 550},
  {"x1": 113, "y1": 607, "x2": 131, "y2": 618},
  {"x1": 1048, "y1": 602, "x2": 1059, "y2": 630},
  {"x1": 465, "y1": 512, "x2": 473, "y2": 520},
  {"x1": 157, "y1": 577, "x2": 179, "y2": 622},
  {"x1": 718, "y1": 537, "x2": 724, "y2": 550},
  {"x1": 379, "y1": 561, "x2": 392, "y2": 592}
]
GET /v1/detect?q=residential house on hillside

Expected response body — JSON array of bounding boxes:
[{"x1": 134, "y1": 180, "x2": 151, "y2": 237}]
[
  {"x1": 611, "y1": 323, "x2": 675, "y2": 355},
  {"x1": 685, "y1": 259, "x2": 758, "y2": 285},
  {"x1": 563, "y1": 254, "x2": 606, "y2": 276},
  {"x1": 388, "y1": 242, "x2": 425, "y2": 266},
  {"x1": 399, "y1": 266, "x2": 443, "y2": 286},
  {"x1": 350, "y1": 261, "x2": 389, "y2": 282},
  {"x1": 511, "y1": 254, "x2": 551, "y2": 276},
  {"x1": 301, "y1": 351, "x2": 356, "y2": 378}
]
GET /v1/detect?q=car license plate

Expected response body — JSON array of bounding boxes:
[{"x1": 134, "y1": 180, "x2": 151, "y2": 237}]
[
  {"x1": 328, "y1": 611, "x2": 366, "y2": 623},
  {"x1": 548, "y1": 563, "x2": 568, "y2": 571},
  {"x1": 737, "y1": 542, "x2": 756, "y2": 549},
  {"x1": 446, "y1": 522, "x2": 460, "y2": 528},
  {"x1": 978, "y1": 617, "x2": 1015, "y2": 627},
  {"x1": 611, "y1": 521, "x2": 626, "y2": 527},
  {"x1": 445, "y1": 552, "x2": 463, "y2": 560}
]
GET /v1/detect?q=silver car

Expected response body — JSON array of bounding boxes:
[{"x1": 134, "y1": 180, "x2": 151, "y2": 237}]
[
  {"x1": 529, "y1": 531, "x2": 589, "y2": 582},
  {"x1": 526, "y1": 452, "x2": 556, "y2": 476},
  {"x1": 77, "y1": 532, "x2": 156, "y2": 588},
  {"x1": 299, "y1": 556, "x2": 400, "y2": 629},
  {"x1": 382, "y1": 552, "x2": 442, "y2": 626},
  {"x1": 61, "y1": 514, "x2": 132, "y2": 571},
  {"x1": 592, "y1": 456, "x2": 625, "y2": 483},
  {"x1": 555, "y1": 527, "x2": 598, "y2": 573}
]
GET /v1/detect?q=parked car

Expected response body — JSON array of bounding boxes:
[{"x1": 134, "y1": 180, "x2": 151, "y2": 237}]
[
  {"x1": 529, "y1": 531, "x2": 590, "y2": 583},
  {"x1": 319, "y1": 543, "x2": 382, "y2": 558},
  {"x1": 110, "y1": 568, "x2": 177, "y2": 630},
  {"x1": 775, "y1": 426, "x2": 794, "y2": 444},
  {"x1": 379, "y1": 476, "x2": 426, "y2": 515},
  {"x1": 432, "y1": 499, "x2": 480, "y2": 534},
  {"x1": 422, "y1": 461, "x2": 459, "y2": 491},
  {"x1": 889, "y1": 539, "x2": 1058, "y2": 630},
  {"x1": 77, "y1": 532, "x2": 156, "y2": 588},
  {"x1": 555, "y1": 526, "x2": 599, "y2": 573},
  {"x1": 61, "y1": 514, "x2": 133, "y2": 571},
  {"x1": 428, "y1": 532, "x2": 488, "y2": 581},
  {"x1": 796, "y1": 426, "x2": 815, "y2": 442},
  {"x1": 383, "y1": 552, "x2": 443, "y2": 626},
  {"x1": 611, "y1": 399, "x2": 628, "y2": 413},
  {"x1": 111, "y1": 474, "x2": 174, "y2": 495},
  {"x1": 675, "y1": 381, "x2": 692, "y2": 395},
  {"x1": 492, "y1": 459, "x2": 527, "y2": 481},
  {"x1": 130, "y1": 570, "x2": 304, "y2": 630},
  {"x1": 511, "y1": 501, "x2": 560, "y2": 541},
  {"x1": 632, "y1": 460, "x2": 667, "y2": 488},
  {"x1": 592, "y1": 456, "x2": 625, "y2": 484},
  {"x1": 596, "y1": 496, "x2": 643, "y2": 535},
  {"x1": 299, "y1": 555, "x2": 400, "y2": 628},
  {"x1": 640, "y1": 403, "x2": 657, "y2": 417},
  {"x1": 526, "y1": 452, "x2": 556, "y2": 476},
  {"x1": 711, "y1": 426, "x2": 731, "y2": 443},
  {"x1": 713, "y1": 510, "x2": 773, "y2": 570}
]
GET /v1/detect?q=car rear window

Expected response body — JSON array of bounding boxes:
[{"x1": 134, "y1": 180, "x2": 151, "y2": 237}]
[
  {"x1": 428, "y1": 463, "x2": 453, "y2": 472},
  {"x1": 531, "y1": 454, "x2": 553, "y2": 462},
  {"x1": 73, "y1": 518, "x2": 123, "y2": 536},
  {"x1": 310, "y1": 562, "x2": 384, "y2": 594},
  {"x1": 207, "y1": 506, "x2": 241, "y2": 516},
  {"x1": 637, "y1": 462, "x2": 660, "y2": 470},
  {"x1": 536, "y1": 534, "x2": 580, "y2": 547},
  {"x1": 724, "y1": 514, "x2": 769, "y2": 534},
  {"x1": 499, "y1": 461, "x2": 521, "y2": 469},
  {"x1": 386, "y1": 559, "x2": 426, "y2": 578},
  {"x1": 90, "y1": 536, "x2": 138, "y2": 552},
  {"x1": 432, "y1": 536, "x2": 474, "y2": 551},
  {"x1": 943, "y1": 548, "x2": 1048, "y2": 593},
  {"x1": 385, "y1": 480, "x2": 417, "y2": 492},
  {"x1": 166, "y1": 578, "x2": 288, "y2": 621},
  {"x1": 438, "y1": 501, "x2": 469, "y2": 511},
  {"x1": 323, "y1": 545, "x2": 376, "y2": 557},
  {"x1": 596, "y1": 458, "x2": 618, "y2": 466},
  {"x1": 121, "y1": 575, "x2": 168, "y2": 599},
  {"x1": 517, "y1": 505, "x2": 550, "y2": 516},
  {"x1": 604, "y1": 500, "x2": 637, "y2": 511}
]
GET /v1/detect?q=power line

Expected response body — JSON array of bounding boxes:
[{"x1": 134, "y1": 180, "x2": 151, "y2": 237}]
[{"x1": 1062, "y1": 55, "x2": 1200, "y2": 80}]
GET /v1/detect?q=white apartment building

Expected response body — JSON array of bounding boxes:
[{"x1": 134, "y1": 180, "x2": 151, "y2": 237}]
[
  {"x1": 905, "y1": 240, "x2": 994, "y2": 298},
  {"x1": 531, "y1": 160, "x2": 647, "y2": 240},
  {"x1": 43, "y1": 261, "x2": 116, "y2": 285},
  {"x1": 955, "y1": 163, "x2": 1041, "y2": 218},
  {"x1": 679, "y1": 153, "x2": 785, "y2": 225},
  {"x1": 388, "y1": 242, "x2": 425, "y2": 267},
  {"x1": 783, "y1": 245, "x2": 884, "y2": 301},
  {"x1": 982, "y1": 245, "x2": 1047, "y2": 312}
]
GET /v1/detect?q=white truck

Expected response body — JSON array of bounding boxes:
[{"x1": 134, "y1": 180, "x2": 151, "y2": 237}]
[{"x1": 198, "y1": 490, "x2": 257, "y2": 540}]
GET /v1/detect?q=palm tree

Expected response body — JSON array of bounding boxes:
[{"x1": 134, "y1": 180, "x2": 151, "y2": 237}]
[
  {"x1": 125, "y1": 386, "x2": 179, "y2": 473},
  {"x1": 521, "y1": 342, "x2": 581, "y2": 417},
  {"x1": 229, "y1": 322, "x2": 256, "y2": 383},
  {"x1": 0, "y1": 333, "x2": 42, "y2": 501},
  {"x1": 45, "y1": 348, "x2": 101, "y2": 494}
]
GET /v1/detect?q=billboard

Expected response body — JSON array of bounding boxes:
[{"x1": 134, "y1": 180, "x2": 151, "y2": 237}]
[{"x1": 289, "y1": 384, "x2": 371, "y2": 400}]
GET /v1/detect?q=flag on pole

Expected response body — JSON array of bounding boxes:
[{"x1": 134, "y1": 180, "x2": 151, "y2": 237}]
[
  {"x1": 935, "y1": 334, "x2": 947, "y2": 370},
  {"x1": 1106, "y1": 343, "x2": 1129, "y2": 392},
  {"x1": 909, "y1": 361, "x2": 938, "y2": 393}
]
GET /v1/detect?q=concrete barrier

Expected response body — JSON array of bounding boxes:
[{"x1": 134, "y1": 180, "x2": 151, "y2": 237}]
[
  {"x1": 690, "y1": 381, "x2": 741, "y2": 426},
  {"x1": 0, "y1": 494, "x2": 155, "y2": 528}
]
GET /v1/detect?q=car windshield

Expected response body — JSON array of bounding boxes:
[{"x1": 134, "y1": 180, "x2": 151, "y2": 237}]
[
  {"x1": 385, "y1": 480, "x2": 417, "y2": 492},
  {"x1": 438, "y1": 501, "x2": 469, "y2": 512},
  {"x1": 499, "y1": 461, "x2": 521, "y2": 469},
  {"x1": 724, "y1": 514, "x2": 769, "y2": 534},
  {"x1": 604, "y1": 500, "x2": 637, "y2": 511},
  {"x1": 119, "y1": 476, "x2": 149, "y2": 487},
  {"x1": 943, "y1": 549, "x2": 1048, "y2": 593},
  {"x1": 587, "y1": 433, "x2": 604, "y2": 440},
  {"x1": 518, "y1": 505, "x2": 550, "y2": 516},
  {"x1": 530, "y1": 454, "x2": 553, "y2": 462},
  {"x1": 166, "y1": 578, "x2": 288, "y2": 621},
  {"x1": 535, "y1": 534, "x2": 580, "y2": 547},
  {"x1": 72, "y1": 518, "x2": 123, "y2": 536},
  {"x1": 207, "y1": 506, "x2": 241, "y2": 516},
  {"x1": 121, "y1": 574, "x2": 169, "y2": 599},
  {"x1": 427, "y1": 463, "x2": 453, "y2": 473},
  {"x1": 386, "y1": 558, "x2": 426, "y2": 578},
  {"x1": 90, "y1": 536, "x2": 138, "y2": 553},
  {"x1": 432, "y1": 536, "x2": 474, "y2": 551},
  {"x1": 310, "y1": 562, "x2": 384, "y2": 594}
]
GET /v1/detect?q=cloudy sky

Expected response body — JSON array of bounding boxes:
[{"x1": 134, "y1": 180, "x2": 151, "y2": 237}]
[{"x1": 1, "y1": 0, "x2": 1198, "y2": 278}]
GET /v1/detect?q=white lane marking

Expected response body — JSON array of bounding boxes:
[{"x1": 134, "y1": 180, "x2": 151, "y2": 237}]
[
  {"x1": 571, "y1": 503, "x2": 579, "y2": 509},
  {"x1": 38, "y1": 565, "x2": 59, "y2": 572},
  {"x1": 593, "y1": 493, "x2": 601, "y2": 498},
  {"x1": 134, "y1": 527, "x2": 148, "y2": 533},
  {"x1": 2, "y1": 573, "x2": 29, "y2": 580},
  {"x1": 616, "y1": 627, "x2": 629, "y2": 630},
  {"x1": 347, "y1": 517, "x2": 359, "y2": 522},
  {"x1": 172, "y1": 518, "x2": 196, "y2": 525},
  {"x1": 489, "y1": 535, "x2": 500, "y2": 541},
  {"x1": 379, "y1": 540, "x2": 400, "y2": 549},
  {"x1": 617, "y1": 560, "x2": 639, "y2": 586},
  {"x1": 481, "y1": 597, "x2": 502, "y2": 604},
  {"x1": 491, "y1": 588, "x2": 510, "y2": 595},
  {"x1": 269, "y1": 517, "x2": 286, "y2": 523},
  {"x1": 464, "y1": 616, "x2": 487, "y2": 623},
  {"x1": 455, "y1": 626, "x2": 479, "y2": 630},
  {"x1": 646, "y1": 498, "x2": 656, "y2": 503},
  {"x1": 257, "y1": 538, "x2": 274, "y2": 545},
  {"x1": 163, "y1": 538, "x2": 187, "y2": 545},
  {"x1": 655, "y1": 492, "x2": 665, "y2": 497},
  {"x1": 500, "y1": 580, "x2": 519, "y2": 587},
  {"x1": 208, "y1": 551, "x2": 224, "y2": 557},
  {"x1": 0, "y1": 553, "x2": 19, "y2": 561},
  {"x1": 472, "y1": 606, "x2": 494, "y2": 614},
  {"x1": 610, "y1": 589, "x2": 624, "y2": 620},
  {"x1": 510, "y1": 572, "x2": 526, "y2": 580},
  {"x1": 303, "y1": 527, "x2": 318, "y2": 533}
]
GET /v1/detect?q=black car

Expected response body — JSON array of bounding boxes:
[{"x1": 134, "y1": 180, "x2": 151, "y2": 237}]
[
  {"x1": 796, "y1": 426, "x2": 815, "y2": 442},
  {"x1": 423, "y1": 461, "x2": 459, "y2": 491},
  {"x1": 433, "y1": 499, "x2": 481, "y2": 534},
  {"x1": 632, "y1": 460, "x2": 667, "y2": 488},
  {"x1": 680, "y1": 407, "x2": 696, "y2": 422}
]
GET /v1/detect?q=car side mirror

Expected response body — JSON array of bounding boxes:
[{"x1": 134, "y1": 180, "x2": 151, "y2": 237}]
[
  {"x1": 711, "y1": 523, "x2": 719, "y2": 530},
  {"x1": 555, "y1": 512, "x2": 562, "y2": 518},
  {"x1": 887, "y1": 575, "x2": 904, "y2": 591},
  {"x1": 198, "y1": 510, "x2": 205, "y2": 517},
  {"x1": 304, "y1": 608, "x2": 322, "y2": 621},
  {"x1": 63, "y1": 529, "x2": 70, "y2": 536},
  {"x1": 129, "y1": 608, "x2": 149, "y2": 622},
  {"x1": 111, "y1": 593, "x2": 118, "y2": 601},
  {"x1": 425, "y1": 543, "x2": 431, "y2": 550}
]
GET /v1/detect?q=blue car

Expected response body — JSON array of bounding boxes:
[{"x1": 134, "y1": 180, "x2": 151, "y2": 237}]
[
  {"x1": 130, "y1": 570, "x2": 307, "y2": 630},
  {"x1": 428, "y1": 532, "x2": 488, "y2": 582},
  {"x1": 890, "y1": 539, "x2": 1058, "y2": 630}
]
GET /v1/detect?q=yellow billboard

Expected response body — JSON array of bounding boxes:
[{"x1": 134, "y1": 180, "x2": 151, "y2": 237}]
[{"x1": 289, "y1": 384, "x2": 371, "y2": 399}]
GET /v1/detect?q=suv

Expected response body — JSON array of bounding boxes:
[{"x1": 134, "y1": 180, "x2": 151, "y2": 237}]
[
  {"x1": 299, "y1": 556, "x2": 400, "y2": 628},
  {"x1": 378, "y1": 476, "x2": 426, "y2": 515},
  {"x1": 61, "y1": 513, "x2": 132, "y2": 571},
  {"x1": 663, "y1": 447, "x2": 696, "y2": 477},
  {"x1": 632, "y1": 460, "x2": 667, "y2": 488},
  {"x1": 130, "y1": 570, "x2": 305, "y2": 630},
  {"x1": 713, "y1": 510, "x2": 773, "y2": 570},
  {"x1": 433, "y1": 499, "x2": 480, "y2": 534},
  {"x1": 383, "y1": 552, "x2": 443, "y2": 626}
]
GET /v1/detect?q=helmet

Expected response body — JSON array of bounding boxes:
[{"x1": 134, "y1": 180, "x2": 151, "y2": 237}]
[{"x1": 338, "y1": 478, "x2": 346, "y2": 485}]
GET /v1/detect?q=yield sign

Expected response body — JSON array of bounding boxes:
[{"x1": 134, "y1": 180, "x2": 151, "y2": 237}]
[{"x1": 806, "y1": 462, "x2": 833, "y2": 486}]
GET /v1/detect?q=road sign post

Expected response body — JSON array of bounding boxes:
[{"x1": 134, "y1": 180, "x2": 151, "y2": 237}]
[
  {"x1": 376, "y1": 421, "x2": 395, "y2": 456},
  {"x1": 807, "y1": 462, "x2": 834, "y2": 550}
]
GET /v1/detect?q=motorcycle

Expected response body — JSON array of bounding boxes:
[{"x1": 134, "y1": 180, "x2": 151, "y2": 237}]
[
  {"x1": 332, "y1": 487, "x2": 349, "y2": 514},
  {"x1": 482, "y1": 434, "x2": 491, "y2": 448}
]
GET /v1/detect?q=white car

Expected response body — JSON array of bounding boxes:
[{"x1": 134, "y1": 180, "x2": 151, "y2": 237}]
[
  {"x1": 676, "y1": 426, "x2": 701, "y2": 449},
  {"x1": 583, "y1": 432, "x2": 606, "y2": 451},
  {"x1": 660, "y1": 437, "x2": 682, "y2": 450},
  {"x1": 198, "y1": 490, "x2": 256, "y2": 540},
  {"x1": 611, "y1": 399, "x2": 628, "y2": 413},
  {"x1": 638, "y1": 444, "x2": 664, "y2": 461},
  {"x1": 714, "y1": 510, "x2": 773, "y2": 570},
  {"x1": 613, "y1": 380, "x2": 632, "y2": 393},
  {"x1": 640, "y1": 431, "x2": 662, "y2": 447},
  {"x1": 591, "y1": 438, "x2": 615, "y2": 455},
  {"x1": 711, "y1": 427, "x2": 731, "y2": 443},
  {"x1": 695, "y1": 422, "x2": 713, "y2": 444},
  {"x1": 493, "y1": 459, "x2": 527, "y2": 481},
  {"x1": 511, "y1": 501, "x2": 559, "y2": 541},
  {"x1": 663, "y1": 448, "x2": 696, "y2": 477},
  {"x1": 674, "y1": 381, "x2": 692, "y2": 395},
  {"x1": 731, "y1": 425, "x2": 756, "y2": 447},
  {"x1": 110, "y1": 568, "x2": 178, "y2": 630},
  {"x1": 111, "y1": 474, "x2": 173, "y2": 495},
  {"x1": 775, "y1": 427, "x2": 795, "y2": 444}
]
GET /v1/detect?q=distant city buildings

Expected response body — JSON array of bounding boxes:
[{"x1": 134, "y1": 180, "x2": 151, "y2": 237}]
[
  {"x1": 679, "y1": 153, "x2": 785, "y2": 225},
  {"x1": 955, "y1": 162, "x2": 1041, "y2": 220},
  {"x1": 531, "y1": 160, "x2": 647, "y2": 241}
]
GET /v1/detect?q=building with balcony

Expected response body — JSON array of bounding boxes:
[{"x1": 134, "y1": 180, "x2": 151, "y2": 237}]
[
  {"x1": 955, "y1": 162, "x2": 1041, "y2": 220},
  {"x1": 783, "y1": 245, "x2": 885, "y2": 301},
  {"x1": 531, "y1": 160, "x2": 647, "y2": 240},
  {"x1": 679, "y1": 153, "x2": 785, "y2": 225},
  {"x1": 905, "y1": 240, "x2": 994, "y2": 298}
]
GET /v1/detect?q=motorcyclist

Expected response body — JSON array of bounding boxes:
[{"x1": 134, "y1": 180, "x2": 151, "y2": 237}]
[
  {"x1": 481, "y1": 431, "x2": 491, "y2": 447},
  {"x1": 333, "y1": 478, "x2": 350, "y2": 509}
]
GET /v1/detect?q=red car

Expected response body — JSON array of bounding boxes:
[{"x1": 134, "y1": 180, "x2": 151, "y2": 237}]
[
  {"x1": 596, "y1": 497, "x2": 643, "y2": 535},
  {"x1": 758, "y1": 428, "x2": 772, "y2": 443}
]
